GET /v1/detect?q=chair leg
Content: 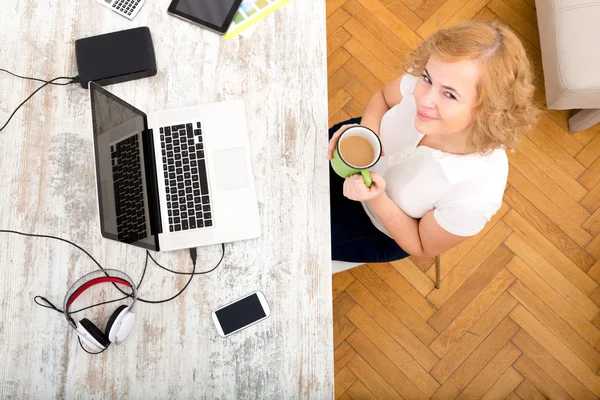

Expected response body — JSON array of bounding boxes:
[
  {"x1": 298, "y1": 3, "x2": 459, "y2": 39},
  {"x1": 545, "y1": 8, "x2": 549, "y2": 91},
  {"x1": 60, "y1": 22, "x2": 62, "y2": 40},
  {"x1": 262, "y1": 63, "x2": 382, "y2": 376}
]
[{"x1": 435, "y1": 255, "x2": 441, "y2": 289}]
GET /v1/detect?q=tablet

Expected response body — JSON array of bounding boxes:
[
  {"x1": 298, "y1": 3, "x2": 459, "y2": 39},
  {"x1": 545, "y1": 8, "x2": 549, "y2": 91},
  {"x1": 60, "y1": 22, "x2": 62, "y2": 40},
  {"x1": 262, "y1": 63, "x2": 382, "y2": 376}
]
[{"x1": 167, "y1": 0, "x2": 244, "y2": 34}]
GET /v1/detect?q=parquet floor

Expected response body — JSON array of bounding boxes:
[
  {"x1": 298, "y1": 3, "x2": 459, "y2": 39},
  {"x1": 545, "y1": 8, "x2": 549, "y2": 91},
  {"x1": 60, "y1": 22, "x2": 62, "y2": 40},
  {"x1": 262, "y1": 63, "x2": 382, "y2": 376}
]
[{"x1": 327, "y1": 1, "x2": 600, "y2": 398}]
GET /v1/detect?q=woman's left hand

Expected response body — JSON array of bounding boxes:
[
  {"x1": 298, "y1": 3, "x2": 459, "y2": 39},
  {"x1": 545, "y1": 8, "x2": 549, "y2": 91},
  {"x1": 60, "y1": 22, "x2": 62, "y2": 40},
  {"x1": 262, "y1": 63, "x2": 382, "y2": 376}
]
[{"x1": 343, "y1": 172, "x2": 386, "y2": 202}]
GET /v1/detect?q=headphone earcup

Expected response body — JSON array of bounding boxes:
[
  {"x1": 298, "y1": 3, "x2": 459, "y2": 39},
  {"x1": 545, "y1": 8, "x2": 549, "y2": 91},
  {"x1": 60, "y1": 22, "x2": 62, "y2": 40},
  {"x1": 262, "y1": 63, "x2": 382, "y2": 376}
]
[
  {"x1": 77, "y1": 318, "x2": 109, "y2": 351},
  {"x1": 105, "y1": 305, "x2": 135, "y2": 344}
]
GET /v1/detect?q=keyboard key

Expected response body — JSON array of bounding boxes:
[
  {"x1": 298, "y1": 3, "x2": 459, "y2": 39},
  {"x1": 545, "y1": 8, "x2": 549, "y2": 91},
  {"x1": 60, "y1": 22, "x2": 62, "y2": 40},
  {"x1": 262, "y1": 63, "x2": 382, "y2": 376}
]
[
  {"x1": 203, "y1": 205, "x2": 211, "y2": 212},
  {"x1": 205, "y1": 220, "x2": 212, "y2": 227},
  {"x1": 182, "y1": 220, "x2": 188, "y2": 230},
  {"x1": 190, "y1": 219, "x2": 196, "y2": 229},
  {"x1": 202, "y1": 195, "x2": 209, "y2": 204},
  {"x1": 197, "y1": 219, "x2": 204, "y2": 228}
]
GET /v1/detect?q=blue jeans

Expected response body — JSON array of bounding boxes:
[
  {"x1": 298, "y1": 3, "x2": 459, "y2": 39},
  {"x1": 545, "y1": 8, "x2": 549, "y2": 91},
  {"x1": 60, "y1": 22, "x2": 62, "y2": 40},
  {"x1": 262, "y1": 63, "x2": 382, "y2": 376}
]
[{"x1": 329, "y1": 118, "x2": 409, "y2": 262}]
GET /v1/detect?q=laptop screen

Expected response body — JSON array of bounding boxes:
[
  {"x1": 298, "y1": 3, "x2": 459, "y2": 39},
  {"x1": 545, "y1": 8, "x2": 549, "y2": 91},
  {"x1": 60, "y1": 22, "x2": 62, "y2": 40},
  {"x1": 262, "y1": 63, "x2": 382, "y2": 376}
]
[{"x1": 89, "y1": 82, "x2": 159, "y2": 251}]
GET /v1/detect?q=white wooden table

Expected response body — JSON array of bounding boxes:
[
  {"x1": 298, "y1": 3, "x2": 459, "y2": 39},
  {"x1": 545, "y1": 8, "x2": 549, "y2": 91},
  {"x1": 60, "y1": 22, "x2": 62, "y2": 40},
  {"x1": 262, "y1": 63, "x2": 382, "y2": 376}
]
[{"x1": 0, "y1": 1, "x2": 332, "y2": 398}]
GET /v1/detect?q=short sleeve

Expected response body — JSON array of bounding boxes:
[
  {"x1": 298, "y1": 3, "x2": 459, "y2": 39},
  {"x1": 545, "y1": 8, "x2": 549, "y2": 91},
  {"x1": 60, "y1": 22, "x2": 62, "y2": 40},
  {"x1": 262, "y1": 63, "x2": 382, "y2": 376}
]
[
  {"x1": 400, "y1": 73, "x2": 419, "y2": 97},
  {"x1": 433, "y1": 199, "x2": 501, "y2": 237}
]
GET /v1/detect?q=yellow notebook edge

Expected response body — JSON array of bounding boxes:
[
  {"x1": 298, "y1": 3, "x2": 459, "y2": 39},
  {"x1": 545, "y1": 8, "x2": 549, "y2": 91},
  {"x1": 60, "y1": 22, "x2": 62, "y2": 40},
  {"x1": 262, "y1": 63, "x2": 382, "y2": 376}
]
[{"x1": 224, "y1": 0, "x2": 292, "y2": 40}]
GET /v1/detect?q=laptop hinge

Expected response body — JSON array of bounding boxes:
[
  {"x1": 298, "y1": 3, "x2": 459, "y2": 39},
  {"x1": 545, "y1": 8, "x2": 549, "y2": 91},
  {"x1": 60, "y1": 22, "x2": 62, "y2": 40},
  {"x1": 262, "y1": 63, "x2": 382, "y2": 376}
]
[{"x1": 142, "y1": 127, "x2": 162, "y2": 250}]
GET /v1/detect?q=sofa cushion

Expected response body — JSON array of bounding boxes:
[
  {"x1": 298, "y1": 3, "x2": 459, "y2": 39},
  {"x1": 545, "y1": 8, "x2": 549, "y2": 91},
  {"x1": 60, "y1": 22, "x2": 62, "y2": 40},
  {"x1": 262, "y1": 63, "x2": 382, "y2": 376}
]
[{"x1": 536, "y1": 0, "x2": 600, "y2": 109}]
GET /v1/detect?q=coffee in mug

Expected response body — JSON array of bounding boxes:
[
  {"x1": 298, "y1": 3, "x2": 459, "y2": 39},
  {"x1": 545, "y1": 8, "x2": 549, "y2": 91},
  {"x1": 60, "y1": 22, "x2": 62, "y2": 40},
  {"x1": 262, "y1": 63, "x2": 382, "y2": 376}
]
[
  {"x1": 330, "y1": 125, "x2": 382, "y2": 187},
  {"x1": 339, "y1": 136, "x2": 374, "y2": 167}
]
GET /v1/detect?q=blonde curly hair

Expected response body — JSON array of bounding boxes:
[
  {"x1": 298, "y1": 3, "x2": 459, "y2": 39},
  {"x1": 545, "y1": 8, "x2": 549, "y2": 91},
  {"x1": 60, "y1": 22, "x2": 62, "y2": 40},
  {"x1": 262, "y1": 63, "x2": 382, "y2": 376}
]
[{"x1": 403, "y1": 20, "x2": 540, "y2": 154}]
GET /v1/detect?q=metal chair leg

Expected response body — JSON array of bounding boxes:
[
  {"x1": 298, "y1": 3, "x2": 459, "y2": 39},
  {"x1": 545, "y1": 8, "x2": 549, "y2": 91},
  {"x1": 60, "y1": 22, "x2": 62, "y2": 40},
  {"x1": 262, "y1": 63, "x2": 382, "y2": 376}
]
[{"x1": 434, "y1": 255, "x2": 441, "y2": 289}]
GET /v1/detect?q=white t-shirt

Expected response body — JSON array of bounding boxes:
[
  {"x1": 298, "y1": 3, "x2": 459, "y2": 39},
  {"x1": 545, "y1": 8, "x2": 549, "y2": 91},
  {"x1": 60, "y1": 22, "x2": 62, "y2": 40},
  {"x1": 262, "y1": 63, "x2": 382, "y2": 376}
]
[{"x1": 361, "y1": 74, "x2": 508, "y2": 237}]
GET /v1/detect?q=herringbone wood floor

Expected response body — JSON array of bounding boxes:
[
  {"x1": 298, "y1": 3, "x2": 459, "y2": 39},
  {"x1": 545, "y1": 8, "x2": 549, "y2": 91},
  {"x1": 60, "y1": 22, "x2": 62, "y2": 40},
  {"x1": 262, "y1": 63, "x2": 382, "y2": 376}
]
[{"x1": 327, "y1": 1, "x2": 600, "y2": 398}]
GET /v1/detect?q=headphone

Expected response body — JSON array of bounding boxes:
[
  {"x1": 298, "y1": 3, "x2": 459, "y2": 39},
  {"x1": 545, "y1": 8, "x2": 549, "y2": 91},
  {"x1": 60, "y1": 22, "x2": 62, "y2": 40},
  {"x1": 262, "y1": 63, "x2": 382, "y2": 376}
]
[{"x1": 63, "y1": 270, "x2": 137, "y2": 353}]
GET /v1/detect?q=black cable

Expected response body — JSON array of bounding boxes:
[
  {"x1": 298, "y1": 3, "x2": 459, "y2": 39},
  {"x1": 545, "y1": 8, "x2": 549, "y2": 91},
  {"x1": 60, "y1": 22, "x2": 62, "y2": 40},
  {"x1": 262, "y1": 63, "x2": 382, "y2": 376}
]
[
  {"x1": 0, "y1": 230, "x2": 224, "y2": 307},
  {"x1": 78, "y1": 337, "x2": 108, "y2": 355},
  {"x1": 0, "y1": 69, "x2": 80, "y2": 133}
]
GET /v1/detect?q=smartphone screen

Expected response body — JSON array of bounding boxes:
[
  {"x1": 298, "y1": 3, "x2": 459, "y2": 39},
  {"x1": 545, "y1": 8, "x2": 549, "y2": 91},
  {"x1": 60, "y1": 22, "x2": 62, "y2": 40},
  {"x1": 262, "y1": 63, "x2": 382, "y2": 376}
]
[{"x1": 214, "y1": 293, "x2": 267, "y2": 336}]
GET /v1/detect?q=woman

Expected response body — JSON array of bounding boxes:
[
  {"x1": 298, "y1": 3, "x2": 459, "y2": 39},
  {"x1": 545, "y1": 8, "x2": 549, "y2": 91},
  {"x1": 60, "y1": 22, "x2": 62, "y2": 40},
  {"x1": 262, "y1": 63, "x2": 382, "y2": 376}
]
[{"x1": 328, "y1": 20, "x2": 539, "y2": 272}]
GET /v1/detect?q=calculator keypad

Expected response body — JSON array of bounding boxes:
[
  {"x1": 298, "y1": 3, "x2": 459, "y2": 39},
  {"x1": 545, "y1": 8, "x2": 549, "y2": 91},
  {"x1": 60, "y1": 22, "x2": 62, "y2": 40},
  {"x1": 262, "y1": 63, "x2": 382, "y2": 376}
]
[{"x1": 109, "y1": 0, "x2": 142, "y2": 17}]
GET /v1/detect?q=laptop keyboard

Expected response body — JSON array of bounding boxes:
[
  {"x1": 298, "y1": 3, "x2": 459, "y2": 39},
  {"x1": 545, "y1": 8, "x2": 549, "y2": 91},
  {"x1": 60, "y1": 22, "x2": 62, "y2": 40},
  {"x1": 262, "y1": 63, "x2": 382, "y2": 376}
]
[
  {"x1": 160, "y1": 122, "x2": 213, "y2": 232},
  {"x1": 111, "y1": 135, "x2": 147, "y2": 243}
]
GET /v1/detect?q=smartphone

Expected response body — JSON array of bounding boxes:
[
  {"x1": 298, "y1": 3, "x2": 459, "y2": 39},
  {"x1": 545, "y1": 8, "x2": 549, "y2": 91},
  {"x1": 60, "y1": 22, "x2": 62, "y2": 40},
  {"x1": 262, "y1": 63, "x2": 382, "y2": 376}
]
[{"x1": 211, "y1": 291, "x2": 271, "y2": 337}]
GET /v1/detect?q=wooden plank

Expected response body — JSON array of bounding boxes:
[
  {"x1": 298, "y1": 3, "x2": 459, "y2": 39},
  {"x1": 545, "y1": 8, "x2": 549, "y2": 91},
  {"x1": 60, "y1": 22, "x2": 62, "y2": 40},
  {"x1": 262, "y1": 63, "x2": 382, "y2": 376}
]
[
  {"x1": 334, "y1": 342, "x2": 357, "y2": 375},
  {"x1": 334, "y1": 316, "x2": 357, "y2": 349},
  {"x1": 576, "y1": 131, "x2": 600, "y2": 167},
  {"x1": 345, "y1": 380, "x2": 377, "y2": 400},
  {"x1": 333, "y1": 292, "x2": 357, "y2": 323},
  {"x1": 332, "y1": 270, "x2": 355, "y2": 299},
  {"x1": 503, "y1": 210, "x2": 596, "y2": 289},
  {"x1": 456, "y1": 342, "x2": 522, "y2": 400},
  {"x1": 488, "y1": 0, "x2": 540, "y2": 48},
  {"x1": 327, "y1": 27, "x2": 352, "y2": 57},
  {"x1": 346, "y1": 304, "x2": 440, "y2": 397},
  {"x1": 503, "y1": 187, "x2": 595, "y2": 271},
  {"x1": 513, "y1": 354, "x2": 572, "y2": 400},
  {"x1": 335, "y1": 367, "x2": 357, "y2": 398},
  {"x1": 343, "y1": 18, "x2": 406, "y2": 76},
  {"x1": 503, "y1": 0, "x2": 537, "y2": 27},
  {"x1": 427, "y1": 221, "x2": 513, "y2": 308},
  {"x1": 504, "y1": 233, "x2": 599, "y2": 320},
  {"x1": 328, "y1": 47, "x2": 352, "y2": 77},
  {"x1": 517, "y1": 135, "x2": 587, "y2": 197},
  {"x1": 347, "y1": 329, "x2": 429, "y2": 399},
  {"x1": 481, "y1": 367, "x2": 524, "y2": 400},
  {"x1": 384, "y1": 269, "x2": 437, "y2": 320},
  {"x1": 590, "y1": 260, "x2": 600, "y2": 285},
  {"x1": 509, "y1": 305, "x2": 600, "y2": 396},
  {"x1": 429, "y1": 268, "x2": 516, "y2": 358},
  {"x1": 508, "y1": 279, "x2": 600, "y2": 371},
  {"x1": 525, "y1": 124, "x2": 587, "y2": 180},
  {"x1": 330, "y1": 109, "x2": 353, "y2": 127},
  {"x1": 441, "y1": 0, "x2": 491, "y2": 29},
  {"x1": 346, "y1": 354, "x2": 401, "y2": 400},
  {"x1": 355, "y1": 0, "x2": 423, "y2": 48},
  {"x1": 327, "y1": 7, "x2": 352, "y2": 37},
  {"x1": 350, "y1": 264, "x2": 438, "y2": 345},
  {"x1": 430, "y1": 292, "x2": 518, "y2": 383},
  {"x1": 581, "y1": 183, "x2": 600, "y2": 214},
  {"x1": 398, "y1": 0, "x2": 424, "y2": 13},
  {"x1": 506, "y1": 257, "x2": 600, "y2": 347},
  {"x1": 416, "y1": 0, "x2": 470, "y2": 39},
  {"x1": 534, "y1": 112, "x2": 585, "y2": 156},
  {"x1": 329, "y1": 87, "x2": 353, "y2": 117},
  {"x1": 586, "y1": 233, "x2": 600, "y2": 260},
  {"x1": 327, "y1": 0, "x2": 347, "y2": 17},
  {"x1": 579, "y1": 157, "x2": 600, "y2": 192},
  {"x1": 431, "y1": 317, "x2": 520, "y2": 400},
  {"x1": 337, "y1": 393, "x2": 352, "y2": 400},
  {"x1": 409, "y1": 256, "x2": 434, "y2": 272},
  {"x1": 345, "y1": 280, "x2": 440, "y2": 371},
  {"x1": 511, "y1": 329, "x2": 597, "y2": 400},
  {"x1": 572, "y1": 125, "x2": 600, "y2": 146},
  {"x1": 343, "y1": 0, "x2": 414, "y2": 60},
  {"x1": 505, "y1": 393, "x2": 522, "y2": 400},
  {"x1": 369, "y1": 261, "x2": 400, "y2": 282},
  {"x1": 515, "y1": 380, "x2": 547, "y2": 400},
  {"x1": 343, "y1": 77, "x2": 372, "y2": 106},
  {"x1": 392, "y1": 258, "x2": 435, "y2": 297},
  {"x1": 426, "y1": 201, "x2": 511, "y2": 282},
  {"x1": 428, "y1": 245, "x2": 514, "y2": 334},
  {"x1": 507, "y1": 169, "x2": 591, "y2": 247},
  {"x1": 342, "y1": 58, "x2": 384, "y2": 94},
  {"x1": 583, "y1": 208, "x2": 600, "y2": 236},
  {"x1": 507, "y1": 149, "x2": 590, "y2": 224},
  {"x1": 415, "y1": 0, "x2": 447, "y2": 20},
  {"x1": 343, "y1": 98, "x2": 365, "y2": 118},
  {"x1": 329, "y1": 67, "x2": 352, "y2": 99},
  {"x1": 471, "y1": 6, "x2": 499, "y2": 21}
]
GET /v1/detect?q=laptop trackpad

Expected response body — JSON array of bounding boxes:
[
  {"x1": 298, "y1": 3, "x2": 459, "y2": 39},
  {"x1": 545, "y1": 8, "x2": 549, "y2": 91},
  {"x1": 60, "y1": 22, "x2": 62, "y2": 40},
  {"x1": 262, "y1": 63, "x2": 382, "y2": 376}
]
[{"x1": 213, "y1": 148, "x2": 249, "y2": 191}]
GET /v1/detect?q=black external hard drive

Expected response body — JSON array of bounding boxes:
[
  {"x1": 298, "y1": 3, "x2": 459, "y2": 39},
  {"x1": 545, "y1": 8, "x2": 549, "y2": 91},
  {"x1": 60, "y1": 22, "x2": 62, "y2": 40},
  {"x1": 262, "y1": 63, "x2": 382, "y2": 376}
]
[{"x1": 75, "y1": 27, "x2": 157, "y2": 88}]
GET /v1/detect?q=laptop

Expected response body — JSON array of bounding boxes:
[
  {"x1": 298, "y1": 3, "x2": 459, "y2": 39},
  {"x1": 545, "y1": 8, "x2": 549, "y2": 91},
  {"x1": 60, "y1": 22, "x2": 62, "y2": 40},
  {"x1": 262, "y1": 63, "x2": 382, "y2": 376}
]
[{"x1": 89, "y1": 82, "x2": 261, "y2": 251}]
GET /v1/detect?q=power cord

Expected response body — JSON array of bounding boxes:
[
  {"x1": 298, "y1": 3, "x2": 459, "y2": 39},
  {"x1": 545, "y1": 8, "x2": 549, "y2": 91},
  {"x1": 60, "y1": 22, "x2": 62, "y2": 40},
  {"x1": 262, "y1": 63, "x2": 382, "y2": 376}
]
[
  {"x1": 0, "y1": 229, "x2": 225, "y2": 309},
  {"x1": 0, "y1": 68, "x2": 80, "y2": 133}
]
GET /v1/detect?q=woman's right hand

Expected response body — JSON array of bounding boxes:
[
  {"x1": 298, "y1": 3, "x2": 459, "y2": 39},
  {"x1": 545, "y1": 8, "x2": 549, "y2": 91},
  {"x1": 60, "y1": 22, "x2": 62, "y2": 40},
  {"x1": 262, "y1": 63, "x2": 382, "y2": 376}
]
[{"x1": 327, "y1": 124, "x2": 359, "y2": 160}]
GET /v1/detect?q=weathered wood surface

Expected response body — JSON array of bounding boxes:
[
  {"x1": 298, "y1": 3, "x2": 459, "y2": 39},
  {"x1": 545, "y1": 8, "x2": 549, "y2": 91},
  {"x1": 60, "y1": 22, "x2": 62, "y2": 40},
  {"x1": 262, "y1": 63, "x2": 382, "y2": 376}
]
[{"x1": 0, "y1": 1, "x2": 332, "y2": 398}]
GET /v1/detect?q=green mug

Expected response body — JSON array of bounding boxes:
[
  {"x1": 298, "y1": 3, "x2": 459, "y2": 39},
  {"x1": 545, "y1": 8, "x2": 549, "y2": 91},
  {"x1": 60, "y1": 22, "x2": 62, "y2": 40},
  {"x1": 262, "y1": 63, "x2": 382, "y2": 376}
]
[{"x1": 330, "y1": 125, "x2": 382, "y2": 187}]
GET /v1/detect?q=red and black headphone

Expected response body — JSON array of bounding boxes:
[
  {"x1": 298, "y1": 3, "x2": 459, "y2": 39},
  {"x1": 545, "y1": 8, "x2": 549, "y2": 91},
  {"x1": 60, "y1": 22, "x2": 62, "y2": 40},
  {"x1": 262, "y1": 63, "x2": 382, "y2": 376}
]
[{"x1": 62, "y1": 270, "x2": 137, "y2": 352}]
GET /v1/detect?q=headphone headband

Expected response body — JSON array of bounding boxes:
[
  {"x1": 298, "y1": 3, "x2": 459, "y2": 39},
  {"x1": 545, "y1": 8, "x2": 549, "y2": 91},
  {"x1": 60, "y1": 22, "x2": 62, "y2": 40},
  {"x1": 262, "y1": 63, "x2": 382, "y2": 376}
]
[{"x1": 66, "y1": 276, "x2": 132, "y2": 308}]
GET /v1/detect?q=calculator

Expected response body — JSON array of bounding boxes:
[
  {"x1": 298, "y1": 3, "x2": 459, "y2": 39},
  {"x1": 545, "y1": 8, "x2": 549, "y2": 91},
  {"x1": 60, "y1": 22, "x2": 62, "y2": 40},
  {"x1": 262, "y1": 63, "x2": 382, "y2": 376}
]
[{"x1": 97, "y1": 0, "x2": 146, "y2": 20}]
